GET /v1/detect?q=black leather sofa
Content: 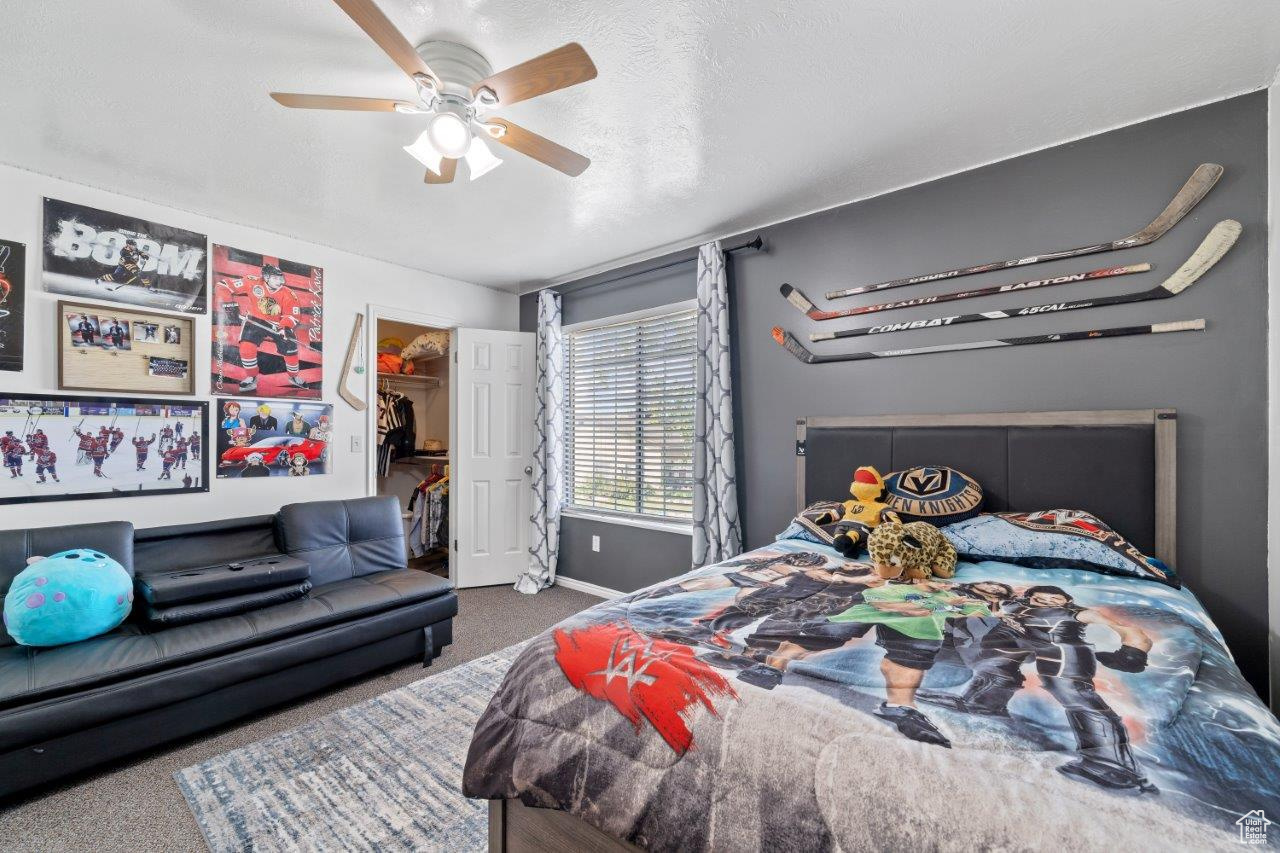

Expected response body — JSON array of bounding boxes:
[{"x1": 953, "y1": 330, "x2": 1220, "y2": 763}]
[{"x1": 0, "y1": 495, "x2": 456, "y2": 799}]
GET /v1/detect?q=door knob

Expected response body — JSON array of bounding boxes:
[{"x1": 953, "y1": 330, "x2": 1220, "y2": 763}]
[{"x1": 524, "y1": 466, "x2": 533, "y2": 476}]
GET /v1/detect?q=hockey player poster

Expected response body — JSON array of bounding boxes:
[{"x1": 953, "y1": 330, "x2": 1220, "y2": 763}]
[
  {"x1": 42, "y1": 198, "x2": 208, "y2": 314},
  {"x1": 0, "y1": 394, "x2": 208, "y2": 506},
  {"x1": 211, "y1": 244, "x2": 323, "y2": 399},
  {"x1": 215, "y1": 397, "x2": 332, "y2": 478},
  {"x1": 0, "y1": 240, "x2": 25, "y2": 372}
]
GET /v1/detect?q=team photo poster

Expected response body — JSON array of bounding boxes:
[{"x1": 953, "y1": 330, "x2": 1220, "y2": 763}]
[
  {"x1": 211, "y1": 244, "x2": 324, "y2": 400},
  {"x1": 215, "y1": 397, "x2": 333, "y2": 478},
  {"x1": 0, "y1": 239, "x2": 25, "y2": 372},
  {"x1": 42, "y1": 198, "x2": 208, "y2": 314},
  {"x1": 0, "y1": 395, "x2": 208, "y2": 506}
]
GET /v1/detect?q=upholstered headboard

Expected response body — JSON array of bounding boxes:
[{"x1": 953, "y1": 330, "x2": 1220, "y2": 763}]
[{"x1": 795, "y1": 410, "x2": 1176, "y2": 568}]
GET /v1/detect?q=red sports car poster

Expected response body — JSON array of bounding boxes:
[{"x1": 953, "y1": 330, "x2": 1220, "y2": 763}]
[
  {"x1": 211, "y1": 244, "x2": 323, "y2": 399},
  {"x1": 215, "y1": 397, "x2": 332, "y2": 478}
]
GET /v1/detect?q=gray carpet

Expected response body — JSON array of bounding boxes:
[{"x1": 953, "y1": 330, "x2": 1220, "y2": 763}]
[{"x1": 0, "y1": 584, "x2": 599, "y2": 853}]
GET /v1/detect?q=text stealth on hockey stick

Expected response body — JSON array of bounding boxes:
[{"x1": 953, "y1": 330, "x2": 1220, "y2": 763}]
[
  {"x1": 809, "y1": 220, "x2": 1240, "y2": 343},
  {"x1": 823, "y1": 163, "x2": 1222, "y2": 300}
]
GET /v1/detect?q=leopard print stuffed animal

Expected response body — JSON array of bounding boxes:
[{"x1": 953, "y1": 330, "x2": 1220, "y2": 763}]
[{"x1": 867, "y1": 520, "x2": 957, "y2": 581}]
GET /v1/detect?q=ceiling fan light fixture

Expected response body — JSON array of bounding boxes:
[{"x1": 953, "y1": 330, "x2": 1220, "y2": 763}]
[
  {"x1": 464, "y1": 136, "x2": 502, "y2": 181},
  {"x1": 403, "y1": 128, "x2": 444, "y2": 174},
  {"x1": 426, "y1": 110, "x2": 472, "y2": 159}
]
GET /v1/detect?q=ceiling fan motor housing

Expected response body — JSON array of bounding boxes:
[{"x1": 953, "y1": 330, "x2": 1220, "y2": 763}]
[{"x1": 416, "y1": 40, "x2": 493, "y2": 102}]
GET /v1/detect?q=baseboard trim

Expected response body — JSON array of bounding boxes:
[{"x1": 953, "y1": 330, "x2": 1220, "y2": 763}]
[{"x1": 554, "y1": 575, "x2": 624, "y2": 599}]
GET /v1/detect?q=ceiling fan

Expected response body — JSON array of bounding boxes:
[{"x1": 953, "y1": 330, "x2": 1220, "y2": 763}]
[{"x1": 269, "y1": 0, "x2": 597, "y2": 184}]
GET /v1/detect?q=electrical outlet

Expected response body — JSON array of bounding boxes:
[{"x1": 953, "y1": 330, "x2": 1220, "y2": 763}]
[
  {"x1": 350, "y1": 435, "x2": 363, "y2": 453},
  {"x1": 591, "y1": 535, "x2": 600, "y2": 553}
]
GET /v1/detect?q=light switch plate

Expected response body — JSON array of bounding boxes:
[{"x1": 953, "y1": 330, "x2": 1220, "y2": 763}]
[
  {"x1": 350, "y1": 435, "x2": 363, "y2": 453},
  {"x1": 591, "y1": 535, "x2": 600, "y2": 552}
]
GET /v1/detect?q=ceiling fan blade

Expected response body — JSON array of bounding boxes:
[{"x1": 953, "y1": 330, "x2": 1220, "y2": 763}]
[
  {"x1": 270, "y1": 93, "x2": 412, "y2": 112},
  {"x1": 473, "y1": 42, "x2": 596, "y2": 108},
  {"x1": 486, "y1": 119, "x2": 590, "y2": 177},
  {"x1": 424, "y1": 158, "x2": 457, "y2": 184},
  {"x1": 331, "y1": 0, "x2": 437, "y2": 82}
]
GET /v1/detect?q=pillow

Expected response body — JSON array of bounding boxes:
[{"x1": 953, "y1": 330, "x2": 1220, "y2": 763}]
[
  {"x1": 3, "y1": 549, "x2": 133, "y2": 646},
  {"x1": 883, "y1": 466, "x2": 984, "y2": 526},
  {"x1": 941, "y1": 510, "x2": 1176, "y2": 587},
  {"x1": 777, "y1": 500, "x2": 870, "y2": 553}
]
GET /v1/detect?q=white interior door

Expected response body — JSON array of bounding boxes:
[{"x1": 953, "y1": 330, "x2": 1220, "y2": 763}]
[{"x1": 452, "y1": 328, "x2": 535, "y2": 588}]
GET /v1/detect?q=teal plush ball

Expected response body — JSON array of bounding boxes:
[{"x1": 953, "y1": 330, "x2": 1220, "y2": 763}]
[{"x1": 3, "y1": 549, "x2": 133, "y2": 647}]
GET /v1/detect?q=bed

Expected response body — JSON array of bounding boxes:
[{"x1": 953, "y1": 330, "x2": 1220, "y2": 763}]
[{"x1": 463, "y1": 410, "x2": 1280, "y2": 851}]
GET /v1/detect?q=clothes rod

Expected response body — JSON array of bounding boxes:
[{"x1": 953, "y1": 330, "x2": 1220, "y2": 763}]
[{"x1": 555, "y1": 235, "x2": 765, "y2": 295}]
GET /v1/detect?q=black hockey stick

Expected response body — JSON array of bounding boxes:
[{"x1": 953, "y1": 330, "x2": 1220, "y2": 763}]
[
  {"x1": 783, "y1": 262, "x2": 1149, "y2": 321},
  {"x1": 811, "y1": 220, "x2": 1239, "y2": 342},
  {"x1": 824, "y1": 163, "x2": 1222, "y2": 300},
  {"x1": 774, "y1": 319, "x2": 1204, "y2": 364}
]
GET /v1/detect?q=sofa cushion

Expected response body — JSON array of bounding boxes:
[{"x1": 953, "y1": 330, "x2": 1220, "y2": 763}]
[
  {"x1": 276, "y1": 496, "x2": 405, "y2": 587},
  {"x1": 134, "y1": 516, "x2": 277, "y2": 576},
  {"x1": 0, "y1": 521, "x2": 135, "y2": 648},
  {"x1": 0, "y1": 568, "x2": 452, "y2": 710}
]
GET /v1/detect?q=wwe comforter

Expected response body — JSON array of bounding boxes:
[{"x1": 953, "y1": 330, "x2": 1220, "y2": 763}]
[{"x1": 463, "y1": 539, "x2": 1280, "y2": 851}]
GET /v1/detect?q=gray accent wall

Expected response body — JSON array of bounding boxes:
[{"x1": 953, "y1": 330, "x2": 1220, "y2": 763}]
[{"x1": 528, "y1": 92, "x2": 1270, "y2": 694}]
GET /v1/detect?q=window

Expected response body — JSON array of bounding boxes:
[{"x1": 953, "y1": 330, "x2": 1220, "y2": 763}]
[{"x1": 565, "y1": 302, "x2": 697, "y2": 524}]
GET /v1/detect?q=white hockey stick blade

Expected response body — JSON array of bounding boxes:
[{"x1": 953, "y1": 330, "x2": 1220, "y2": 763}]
[
  {"x1": 339, "y1": 314, "x2": 368, "y2": 411},
  {"x1": 1159, "y1": 219, "x2": 1241, "y2": 295}
]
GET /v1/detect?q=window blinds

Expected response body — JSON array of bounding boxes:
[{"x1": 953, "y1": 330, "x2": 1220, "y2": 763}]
[{"x1": 566, "y1": 306, "x2": 696, "y2": 521}]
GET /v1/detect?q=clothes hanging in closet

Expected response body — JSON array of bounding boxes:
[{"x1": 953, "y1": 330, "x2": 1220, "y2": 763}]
[
  {"x1": 407, "y1": 467, "x2": 449, "y2": 557},
  {"x1": 376, "y1": 388, "x2": 416, "y2": 476}
]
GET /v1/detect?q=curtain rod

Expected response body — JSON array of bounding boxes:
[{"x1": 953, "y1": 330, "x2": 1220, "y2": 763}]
[{"x1": 552, "y1": 235, "x2": 765, "y2": 296}]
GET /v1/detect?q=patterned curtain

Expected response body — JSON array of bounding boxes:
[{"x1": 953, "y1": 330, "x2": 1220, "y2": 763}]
[
  {"x1": 515, "y1": 289, "x2": 565, "y2": 594},
  {"x1": 692, "y1": 241, "x2": 742, "y2": 567}
]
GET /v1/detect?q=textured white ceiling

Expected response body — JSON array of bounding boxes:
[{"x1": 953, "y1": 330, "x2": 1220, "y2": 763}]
[{"x1": 1, "y1": 0, "x2": 1278, "y2": 290}]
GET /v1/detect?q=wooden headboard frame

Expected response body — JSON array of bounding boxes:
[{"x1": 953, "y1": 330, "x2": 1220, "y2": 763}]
[{"x1": 794, "y1": 409, "x2": 1177, "y2": 570}]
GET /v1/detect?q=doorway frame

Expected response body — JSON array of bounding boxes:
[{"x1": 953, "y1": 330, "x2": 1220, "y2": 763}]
[{"x1": 365, "y1": 302, "x2": 460, "y2": 581}]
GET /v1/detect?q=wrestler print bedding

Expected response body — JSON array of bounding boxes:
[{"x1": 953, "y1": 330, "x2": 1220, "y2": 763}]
[{"x1": 463, "y1": 539, "x2": 1280, "y2": 851}]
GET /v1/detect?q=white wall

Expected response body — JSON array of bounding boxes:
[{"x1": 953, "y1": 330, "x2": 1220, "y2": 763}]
[{"x1": 0, "y1": 162, "x2": 517, "y2": 530}]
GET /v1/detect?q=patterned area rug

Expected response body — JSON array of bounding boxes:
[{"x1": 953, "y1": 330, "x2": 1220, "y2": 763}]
[{"x1": 176, "y1": 644, "x2": 523, "y2": 852}]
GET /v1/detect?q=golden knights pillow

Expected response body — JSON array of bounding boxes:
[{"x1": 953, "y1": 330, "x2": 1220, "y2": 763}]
[{"x1": 883, "y1": 466, "x2": 984, "y2": 526}]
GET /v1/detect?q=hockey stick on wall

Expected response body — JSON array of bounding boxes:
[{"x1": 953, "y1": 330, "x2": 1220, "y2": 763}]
[
  {"x1": 339, "y1": 314, "x2": 367, "y2": 411},
  {"x1": 783, "y1": 263, "x2": 1150, "y2": 322},
  {"x1": 810, "y1": 220, "x2": 1240, "y2": 342},
  {"x1": 824, "y1": 163, "x2": 1223, "y2": 300},
  {"x1": 773, "y1": 319, "x2": 1205, "y2": 364}
]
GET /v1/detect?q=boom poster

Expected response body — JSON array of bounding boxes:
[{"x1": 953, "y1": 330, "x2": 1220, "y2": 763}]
[
  {"x1": 42, "y1": 198, "x2": 208, "y2": 314},
  {"x1": 0, "y1": 239, "x2": 25, "y2": 372},
  {"x1": 210, "y1": 244, "x2": 323, "y2": 399}
]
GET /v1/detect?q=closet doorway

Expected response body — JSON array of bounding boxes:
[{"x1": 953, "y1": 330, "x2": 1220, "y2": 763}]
[{"x1": 367, "y1": 305, "x2": 456, "y2": 582}]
